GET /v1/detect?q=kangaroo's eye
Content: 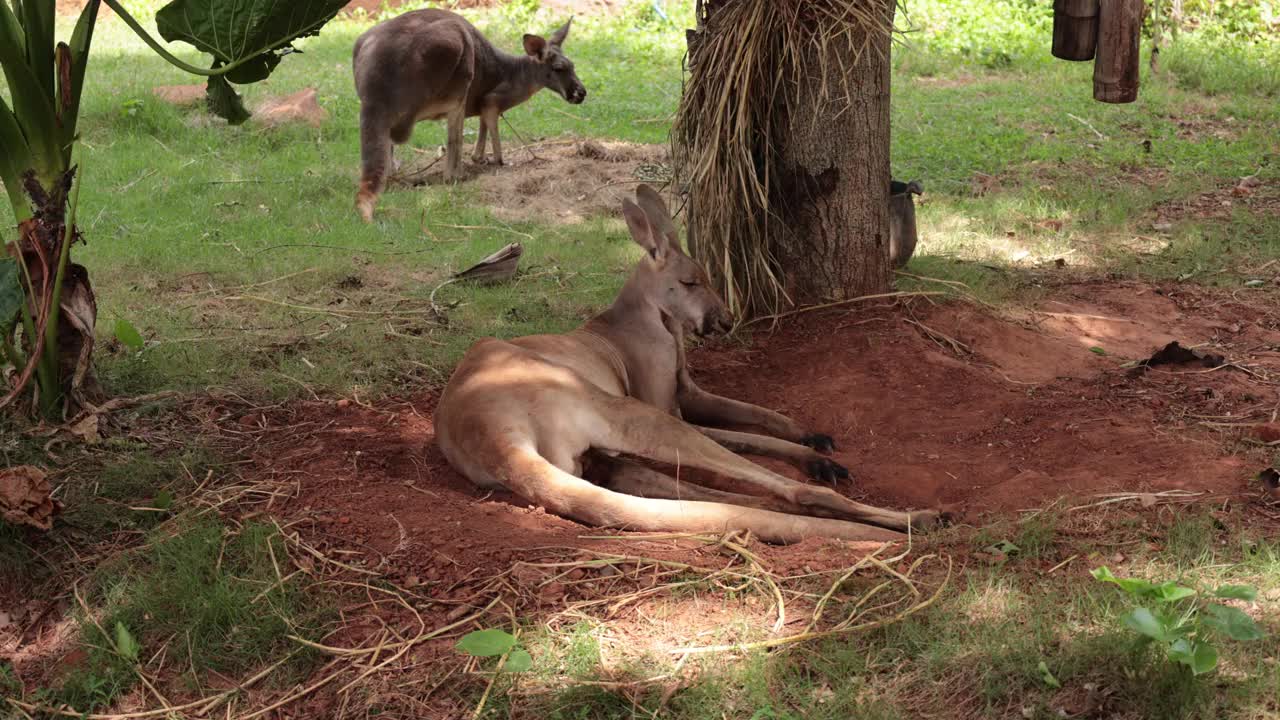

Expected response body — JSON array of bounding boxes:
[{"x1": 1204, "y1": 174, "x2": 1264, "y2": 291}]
[{"x1": 680, "y1": 280, "x2": 699, "y2": 288}]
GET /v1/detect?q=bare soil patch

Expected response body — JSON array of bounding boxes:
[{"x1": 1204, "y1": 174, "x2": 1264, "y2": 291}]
[
  {"x1": 246, "y1": 280, "x2": 1277, "y2": 586},
  {"x1": 1151, "y1": 176, "x2": 1280, "y2": 225},
  {"x1": 54, "y1": 0, "x2": 112, "y2": 17},
  {"x1": 395, "y1": 139, "x2": 672, "y2": 224}
]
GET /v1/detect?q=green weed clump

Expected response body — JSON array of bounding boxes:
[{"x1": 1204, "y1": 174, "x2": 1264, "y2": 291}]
[{"x1": 50, "y1": 520, "x2": 323, "y2": 712}]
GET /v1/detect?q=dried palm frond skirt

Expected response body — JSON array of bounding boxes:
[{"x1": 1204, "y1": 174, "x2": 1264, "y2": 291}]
[{"x1": 673, "y1": 0, "x2": 897, "y2": 318}]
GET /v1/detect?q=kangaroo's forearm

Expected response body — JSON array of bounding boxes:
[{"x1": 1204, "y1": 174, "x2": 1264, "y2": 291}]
[{"x1": 678, "y1": 388, "x2": 806, "y2": 441}]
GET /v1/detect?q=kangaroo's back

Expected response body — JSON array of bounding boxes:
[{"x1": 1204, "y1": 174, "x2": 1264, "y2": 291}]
[
  {"x1": 352, "y1": 10, "x2": 586, "y2": 222},
  {"x1": 353, "y1": 10, "x2": 484, "y2": 106}
]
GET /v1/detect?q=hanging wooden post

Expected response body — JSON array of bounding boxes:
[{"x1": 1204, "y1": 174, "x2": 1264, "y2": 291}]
[
  {"x1": 1052, "y1": 0, "x2": 1100, "y2": 61},
  {"x1": 1093, "y1": 0, "x2": 1143, "y2": 103}
]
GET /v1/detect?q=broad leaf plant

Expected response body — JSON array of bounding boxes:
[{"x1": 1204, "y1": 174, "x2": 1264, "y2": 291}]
[{"x1": 1, "y1": 0, "x2": 347, "y2": 417}]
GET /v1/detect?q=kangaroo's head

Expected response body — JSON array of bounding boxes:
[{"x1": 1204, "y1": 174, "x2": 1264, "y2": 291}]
[
  {"x1": 621, "y1": 185, "x2": 733, "y2": 338},
  {"x1": 522, "y1": 17, "x2": 586, "y2": 105}
]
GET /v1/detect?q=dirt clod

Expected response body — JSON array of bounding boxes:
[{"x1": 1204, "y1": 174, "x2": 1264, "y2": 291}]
[
  {"x1": 254, "y1": 87, "x2": 328, "y2": 128},
  {"x1": 152, "y1": 84, "x2": 206, "y2": 107}
]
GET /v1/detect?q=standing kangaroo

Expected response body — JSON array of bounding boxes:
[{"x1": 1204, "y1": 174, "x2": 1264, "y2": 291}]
[
  {"x1": 435, "y1": 185, "x2": 940, "y2": 544},
  {"x1": 352, "y1": 10, "x2": 587, "y2": 222}
]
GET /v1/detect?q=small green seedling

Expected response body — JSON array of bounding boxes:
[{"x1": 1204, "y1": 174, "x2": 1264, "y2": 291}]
[
  {"x1": 1036, "y1": 660, "x2": 1061, "y2": 689},
  {"x1": 114, "y1": 318, "x2": 145, "y2": 351},
  {"x1": 986, "y1": 539, "x2": 1021, "y2": 556},
  {"x1": 456, "y1": 628, "x2": 533, "y2": 673},
  {"x1": 1092, "y1": 566, "x2": 1264, "y2": 675},
  {"x1": 113, "y1": 621, "x2": 140, "y2": 662}
]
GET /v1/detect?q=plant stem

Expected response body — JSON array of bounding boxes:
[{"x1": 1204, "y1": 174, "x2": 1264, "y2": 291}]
[
  {"x1": 38, "y1": 151, "x2": 82, "y2": 416},
  {"x1": 8, "y1": 240, "x2": 53, "y2": 409},
  {"x1": 1, "y1": 333, "x2": 24, "y2": 370},
  {"x1": 100, "y1": 0, "x2": 256, "y2": 77}
]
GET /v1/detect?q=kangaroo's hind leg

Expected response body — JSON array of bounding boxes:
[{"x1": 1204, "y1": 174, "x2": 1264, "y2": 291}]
[
  {"x1": 596, "y1": 455, "x2": 852, "y2": 522},
  {"x1": 591, "y1": 395, "x2": 936, "y2": 533},
  {"x1": 355, "y1": 105, "x2": 394, "y2": 223},
  {"x1": 696, "y1": 427, "x2": 849, "y2": 484}
]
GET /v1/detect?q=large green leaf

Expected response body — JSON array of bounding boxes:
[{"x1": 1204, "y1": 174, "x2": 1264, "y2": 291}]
[
  {"x1": 1202, "y1": 604, "x2": 1265, "y2": 642},
  {"x1": 1190, "y1": 642, "x2": 1219, "y2": 675},
  {"x1": 1092, "y1": 566, "x2": 1157, "y2": 597},
  {"x1": 456, "y1": 629, "x2": 517, "y2": 658},
  {"x1": 1121, "y1": 607, "x2": 1172, "y2": 642},
  {"x1": 1151, "y1": 581, "x2": 1197, "y2": 603},
  {"x1": 1165, "y1": 638, "x2": 1218, "y2": 674},
  {"x1": 154, "y1": 0, "x2": 347, "y2": 121},
  {"x1": 0, "y1": 94, "x2": 34, "y2": 217},
  {"x1": 504, "y1": 648, "x2": 533, "y2": 673},
  {"x1": 0, "y1": 257, "x2": 23, "y2": 333},
  {"x1": 20, "y1": 0, "x2": 56, "y2": 102},
  {"x1": 1213, "y1": 585, "x2": 1258, "y2": 601},
  {"x1": 0, "y1": 2, "x2": 61, "y2": 185}
]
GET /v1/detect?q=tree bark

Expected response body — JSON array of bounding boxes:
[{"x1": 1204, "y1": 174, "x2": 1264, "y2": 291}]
[{"x1": 771, "y1": 2, "x2": 895, "y2": 303}]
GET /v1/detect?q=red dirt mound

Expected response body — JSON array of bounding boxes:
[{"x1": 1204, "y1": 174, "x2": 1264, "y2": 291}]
[{"x1": 246, "y1": 280, "x2": 1278, "y2": 589}]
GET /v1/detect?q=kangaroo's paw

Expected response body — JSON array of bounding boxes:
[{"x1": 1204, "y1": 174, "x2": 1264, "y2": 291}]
[
  {"x1": 806, "y1": 457, "x2": 850, "y2": 484},
  {"x1": 800, "y1": 433, "x2": 836, "y2": 454},
  {"x1": 907, "y1": 509, "x2": 948, "y2": 532}
]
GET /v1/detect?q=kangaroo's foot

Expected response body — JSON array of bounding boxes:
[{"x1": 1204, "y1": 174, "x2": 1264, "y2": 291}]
[
  {"x1": 356, "y1": 183, "x2": 378, "y2": 224},
  {"x1": 800, "y1": 433, "x2": 837, "y2": 453},
  {"x1": 807, "y1": 456, "x2": 850, "y2": 484}
]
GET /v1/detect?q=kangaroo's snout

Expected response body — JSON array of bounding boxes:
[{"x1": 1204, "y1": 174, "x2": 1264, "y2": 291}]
[
  {"x1": 700, "y1": 311, "x2": 733, "y2": 338},
  {"x1": 566, "y1": 85, "x2": 587, "y2": 104}
]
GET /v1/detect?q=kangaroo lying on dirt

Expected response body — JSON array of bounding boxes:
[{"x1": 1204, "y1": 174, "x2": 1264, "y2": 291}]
[
  {"x1": 435, "y1": 185, "x2": 940, "y2": 543},
  {"x1": 352, "y1": 10, "x2": 587, "y2": 222}
]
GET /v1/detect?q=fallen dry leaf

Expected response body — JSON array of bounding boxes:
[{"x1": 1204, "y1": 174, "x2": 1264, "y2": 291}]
[
  {"x1": 69, "y1": 413, "x2": 100, "y2": 444},
  {"x1": 0, "y1": 465, "x2": 62, "y2": 531}
]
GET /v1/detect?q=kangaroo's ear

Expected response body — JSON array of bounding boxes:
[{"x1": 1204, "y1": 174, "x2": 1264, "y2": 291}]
[
  {"x1": 523, "y1": 34, "x2": 547, "y2": 58},
  {"x1": 622, "y1": 197, "x2": 667, "y2": 263},
  {"x1": 633, "y1": 184, "x2": 679, "y2": 250},
  {"x1": 549, "y1": 16, "x2": 573, "y2": 47}
]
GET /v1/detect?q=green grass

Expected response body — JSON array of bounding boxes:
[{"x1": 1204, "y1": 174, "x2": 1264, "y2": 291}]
[
  {"x1": 47, "y1": 520, "x2": 325, "y2": 712},
  {"x1": 1, "y1": 0, "x2": 1268, "y2": 401}
]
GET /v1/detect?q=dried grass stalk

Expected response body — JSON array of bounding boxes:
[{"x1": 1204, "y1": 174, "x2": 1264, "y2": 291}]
[{"x1": 674, "y1": 0, "x2": 898, "y2": 318}]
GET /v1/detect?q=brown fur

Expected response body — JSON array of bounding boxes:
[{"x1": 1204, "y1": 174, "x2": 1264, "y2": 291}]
[
  {"x1": 434, "y1": 185, "x2": 940, "y2": 544},
  {"x1": 352, "y1": 10, "x2": 586, "y2": 222}
]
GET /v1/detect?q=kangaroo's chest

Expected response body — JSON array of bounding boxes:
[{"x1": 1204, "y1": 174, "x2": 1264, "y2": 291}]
[{"x1": 625, "y1": 347, "x2": 681, "y2": 417}]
